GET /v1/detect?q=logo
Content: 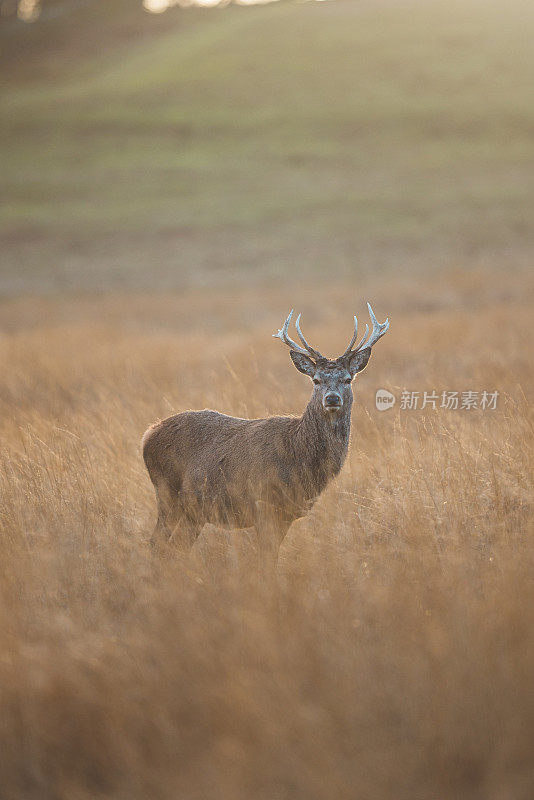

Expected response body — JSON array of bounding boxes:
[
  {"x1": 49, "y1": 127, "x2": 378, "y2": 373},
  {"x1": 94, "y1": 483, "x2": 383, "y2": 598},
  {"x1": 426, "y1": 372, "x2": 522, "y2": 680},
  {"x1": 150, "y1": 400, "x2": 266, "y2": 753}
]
[{"x1": 375, "y1": 389, "x2": 396, "y2": 411}]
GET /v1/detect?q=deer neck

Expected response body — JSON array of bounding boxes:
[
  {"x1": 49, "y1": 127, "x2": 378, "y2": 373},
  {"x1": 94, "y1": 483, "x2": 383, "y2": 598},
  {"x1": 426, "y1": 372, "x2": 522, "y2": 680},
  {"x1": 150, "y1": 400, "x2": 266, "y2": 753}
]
[{"x1": 295, "y1": 394, "x2": 352, "y2": 487}]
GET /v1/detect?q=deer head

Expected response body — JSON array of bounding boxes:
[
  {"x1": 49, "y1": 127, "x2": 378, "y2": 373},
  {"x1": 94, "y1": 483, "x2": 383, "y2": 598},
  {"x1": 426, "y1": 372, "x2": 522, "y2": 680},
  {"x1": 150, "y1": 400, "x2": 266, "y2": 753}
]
[{"x1": 273, "y1": 303, "x2": 389, "y2": 414}]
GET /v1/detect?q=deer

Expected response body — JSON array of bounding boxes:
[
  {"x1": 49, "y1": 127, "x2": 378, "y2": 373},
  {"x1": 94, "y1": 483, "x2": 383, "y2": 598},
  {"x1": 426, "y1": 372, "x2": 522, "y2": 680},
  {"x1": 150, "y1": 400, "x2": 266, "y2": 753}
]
[{"x1": 142, "y1": 303, "x2": 389, "y2": 567}]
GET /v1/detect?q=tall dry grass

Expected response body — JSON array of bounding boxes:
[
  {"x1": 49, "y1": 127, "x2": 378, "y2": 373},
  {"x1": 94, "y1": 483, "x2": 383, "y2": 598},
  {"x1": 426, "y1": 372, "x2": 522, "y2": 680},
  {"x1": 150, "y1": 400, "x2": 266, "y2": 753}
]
[{"x1": 0, "y1": 272, "x2": 533, "y2": 800}]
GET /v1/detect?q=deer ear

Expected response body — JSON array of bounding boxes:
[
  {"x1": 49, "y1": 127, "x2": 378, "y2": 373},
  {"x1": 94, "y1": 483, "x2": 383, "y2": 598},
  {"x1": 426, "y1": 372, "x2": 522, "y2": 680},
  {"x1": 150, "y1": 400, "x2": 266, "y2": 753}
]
[
  {"x1": 346, "y1": 347, "x2": 371, "y2": 377},
  {"x1": 290, "y1": 351, "x2": 316, "y2": 377}
]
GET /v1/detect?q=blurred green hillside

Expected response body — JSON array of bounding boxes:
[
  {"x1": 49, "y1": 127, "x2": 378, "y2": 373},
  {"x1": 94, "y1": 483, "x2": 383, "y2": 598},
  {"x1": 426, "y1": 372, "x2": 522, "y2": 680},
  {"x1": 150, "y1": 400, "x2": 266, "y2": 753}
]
[{"x1": 1, "y1": 0, "x2": 533, "y2": 293}]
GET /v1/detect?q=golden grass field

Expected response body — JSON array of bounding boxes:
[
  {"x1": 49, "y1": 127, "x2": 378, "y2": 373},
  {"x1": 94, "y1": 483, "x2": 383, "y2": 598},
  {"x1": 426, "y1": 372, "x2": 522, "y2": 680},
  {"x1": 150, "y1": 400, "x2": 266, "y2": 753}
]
[{"x1": 0, "y1": 269, "x2": 533, "y2": 799}]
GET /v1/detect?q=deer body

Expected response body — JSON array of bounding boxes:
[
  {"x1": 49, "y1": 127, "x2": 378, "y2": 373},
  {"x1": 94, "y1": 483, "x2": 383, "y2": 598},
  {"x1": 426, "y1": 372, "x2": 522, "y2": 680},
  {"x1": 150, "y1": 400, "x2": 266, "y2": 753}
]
[{"x1": 143, "y1": 304, "x2": 389, "y2": 564}]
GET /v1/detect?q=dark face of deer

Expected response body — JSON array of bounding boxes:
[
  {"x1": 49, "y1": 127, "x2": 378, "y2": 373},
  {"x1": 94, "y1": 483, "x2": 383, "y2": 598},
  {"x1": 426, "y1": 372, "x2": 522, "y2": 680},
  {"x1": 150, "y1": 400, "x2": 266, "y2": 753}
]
[
  {"x1": 273, "y1": 303, "x2": 389, "y2": 417},
  {"x1": 290, "y1": 349, "x2": 372, "y2": 414}
]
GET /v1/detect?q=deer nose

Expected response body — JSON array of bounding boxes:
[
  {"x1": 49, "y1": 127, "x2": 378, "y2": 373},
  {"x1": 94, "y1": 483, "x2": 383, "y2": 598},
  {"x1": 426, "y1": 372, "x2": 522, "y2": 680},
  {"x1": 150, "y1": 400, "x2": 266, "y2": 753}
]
[{"x1": 324, "y1": 393, "x2": 342, "y2": 409}]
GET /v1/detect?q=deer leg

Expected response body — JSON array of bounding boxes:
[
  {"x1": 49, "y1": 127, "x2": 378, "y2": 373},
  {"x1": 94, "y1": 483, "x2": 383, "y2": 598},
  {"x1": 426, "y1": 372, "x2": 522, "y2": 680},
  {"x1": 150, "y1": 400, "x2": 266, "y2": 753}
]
[
  {"x1": 150, "y1": 494, "x2": 171, "y2": 549},
  {"x1": 254, "y1": 502, "x2": 288, "y2": 575},
  {"x1": 167, "y1": 513, "x2": 201, "y2": 553},
  {"x1": 152, "y1": 515, "x2": 170, "y2": 549},
  {"x1": 152, "y1": 510, "x2": 201, "y2": 554},
  {"x1": 151, "y1": 488, "x2": 200, "y2": 554}
]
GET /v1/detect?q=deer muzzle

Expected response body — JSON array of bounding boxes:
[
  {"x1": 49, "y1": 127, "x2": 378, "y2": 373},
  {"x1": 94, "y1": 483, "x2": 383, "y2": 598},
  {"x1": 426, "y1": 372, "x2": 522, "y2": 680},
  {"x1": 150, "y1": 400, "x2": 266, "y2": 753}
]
[{"x1": 323, "y1": 392, "x2": 342, "y2": 411}]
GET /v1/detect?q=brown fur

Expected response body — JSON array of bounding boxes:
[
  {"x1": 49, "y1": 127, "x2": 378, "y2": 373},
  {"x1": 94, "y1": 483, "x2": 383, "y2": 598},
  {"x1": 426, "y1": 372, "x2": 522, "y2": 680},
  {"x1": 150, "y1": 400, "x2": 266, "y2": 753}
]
[{"x1": 142, "y1": 349, "x2": 374, "y2": 565}]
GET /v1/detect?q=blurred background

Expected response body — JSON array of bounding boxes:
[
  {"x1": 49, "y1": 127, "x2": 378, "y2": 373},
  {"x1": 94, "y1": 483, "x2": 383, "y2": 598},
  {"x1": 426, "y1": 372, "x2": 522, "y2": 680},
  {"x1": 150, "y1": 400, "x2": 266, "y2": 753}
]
[{"x1": 1, "y1": 0, "x2": 533, "y2": 295}]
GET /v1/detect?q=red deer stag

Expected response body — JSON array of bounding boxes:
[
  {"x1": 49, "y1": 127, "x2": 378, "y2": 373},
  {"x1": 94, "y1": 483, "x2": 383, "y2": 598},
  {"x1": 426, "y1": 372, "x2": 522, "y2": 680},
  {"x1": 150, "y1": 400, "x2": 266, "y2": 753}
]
[{"x1": 142, "y1": 303, "x2": 389, "y2": 565}]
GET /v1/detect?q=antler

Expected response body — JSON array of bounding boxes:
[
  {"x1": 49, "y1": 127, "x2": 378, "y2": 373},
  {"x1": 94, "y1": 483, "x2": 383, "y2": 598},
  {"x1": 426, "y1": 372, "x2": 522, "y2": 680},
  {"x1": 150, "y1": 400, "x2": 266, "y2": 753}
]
[
  {"x1": 273, "y1": 310, "x2": 325, "y2": 361},
  {"x1": 342, "y1": 302, "x2": 389, "y2": 357},
  {"x1": 341, "y1": 316, "x2": 369, "y2": 358},
  {"x1": 275, "y1": 304, "x2": 388, "y2": 361},
  {"x1": 295, "y1": 314, "x2": 325, "y2": 361}
]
